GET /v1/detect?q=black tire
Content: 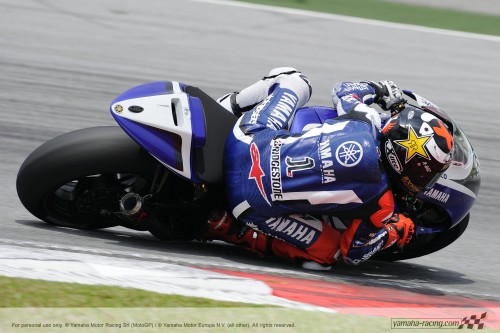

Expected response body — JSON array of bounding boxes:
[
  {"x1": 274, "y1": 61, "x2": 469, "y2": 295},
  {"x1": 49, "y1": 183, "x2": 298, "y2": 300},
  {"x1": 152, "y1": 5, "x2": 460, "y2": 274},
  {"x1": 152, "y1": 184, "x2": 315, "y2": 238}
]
[
  {"x1": 16, "y1": 126, "x2": 160, "y2": 229},
  {"x1": 372, "y1": 214, "x2": 470, "y2": 261}
]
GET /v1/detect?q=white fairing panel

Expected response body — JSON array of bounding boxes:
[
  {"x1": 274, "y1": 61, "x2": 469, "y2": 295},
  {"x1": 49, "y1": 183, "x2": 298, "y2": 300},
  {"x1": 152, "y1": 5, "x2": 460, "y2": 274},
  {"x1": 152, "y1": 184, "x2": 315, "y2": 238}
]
[{"x1": 111, "y1": 81, "x2": 194, "y2": 179}]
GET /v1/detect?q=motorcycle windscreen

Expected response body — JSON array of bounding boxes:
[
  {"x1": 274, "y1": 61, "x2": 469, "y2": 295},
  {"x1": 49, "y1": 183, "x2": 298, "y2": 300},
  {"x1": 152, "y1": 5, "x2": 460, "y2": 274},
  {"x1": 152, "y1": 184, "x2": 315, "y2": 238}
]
[{"x1": 419, "y1": 124, "x2": 480, "y2": 228}]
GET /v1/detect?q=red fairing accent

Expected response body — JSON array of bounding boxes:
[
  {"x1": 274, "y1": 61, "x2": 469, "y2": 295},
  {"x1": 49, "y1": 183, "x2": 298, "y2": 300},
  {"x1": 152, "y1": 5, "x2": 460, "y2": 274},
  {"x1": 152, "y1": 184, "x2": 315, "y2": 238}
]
[{"x1": 381, "y1": 118, "x2": 397, "y2": 135}]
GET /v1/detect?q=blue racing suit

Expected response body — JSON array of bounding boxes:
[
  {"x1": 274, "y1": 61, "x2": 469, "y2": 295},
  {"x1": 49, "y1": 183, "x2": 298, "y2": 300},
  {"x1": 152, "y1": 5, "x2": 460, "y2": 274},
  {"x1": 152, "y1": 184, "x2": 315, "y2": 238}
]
[{"x1": 224, "y1": 77, "x2": 397, "y2": 265}]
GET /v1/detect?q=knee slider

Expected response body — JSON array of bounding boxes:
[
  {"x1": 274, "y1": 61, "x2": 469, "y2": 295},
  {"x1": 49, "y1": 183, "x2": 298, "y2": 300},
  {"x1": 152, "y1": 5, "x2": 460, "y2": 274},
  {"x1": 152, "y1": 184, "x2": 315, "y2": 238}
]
[{"x1": 305, "y1": 225, "x2": 341, "y2": 265}]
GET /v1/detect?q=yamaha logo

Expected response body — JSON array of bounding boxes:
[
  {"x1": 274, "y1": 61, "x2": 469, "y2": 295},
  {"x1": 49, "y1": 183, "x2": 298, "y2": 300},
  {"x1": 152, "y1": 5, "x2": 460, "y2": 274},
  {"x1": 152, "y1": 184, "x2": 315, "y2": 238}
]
[
  {"x1": 335, "y1": 141, "x2": 363, "y2": 167},
  {"x1": 114, "y1": 104, "x2": 123, "y2": 113}
]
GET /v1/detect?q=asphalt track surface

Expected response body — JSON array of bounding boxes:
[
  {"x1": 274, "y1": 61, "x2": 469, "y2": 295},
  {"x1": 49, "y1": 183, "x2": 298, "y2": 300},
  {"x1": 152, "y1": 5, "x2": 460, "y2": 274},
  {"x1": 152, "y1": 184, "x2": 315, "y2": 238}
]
[{"x1": 1, "y1": 0, "x2": 499, "y2": 305}]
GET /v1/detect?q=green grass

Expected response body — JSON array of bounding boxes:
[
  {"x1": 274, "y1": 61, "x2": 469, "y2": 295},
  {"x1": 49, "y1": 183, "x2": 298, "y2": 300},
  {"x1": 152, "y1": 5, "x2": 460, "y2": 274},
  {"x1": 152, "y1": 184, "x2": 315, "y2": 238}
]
[
  {"x1": 235, "y1": 0, "x2": 500, "y2": 37},
  {"x1": 0, "y1": 276, "x2": 393, "y2": 333},
  {"x1": 4, "y1": 277, "x2": 483, "y2": 333},
  {"x1": 0, "y1": 276, "x2": 259, "y2": 307}
]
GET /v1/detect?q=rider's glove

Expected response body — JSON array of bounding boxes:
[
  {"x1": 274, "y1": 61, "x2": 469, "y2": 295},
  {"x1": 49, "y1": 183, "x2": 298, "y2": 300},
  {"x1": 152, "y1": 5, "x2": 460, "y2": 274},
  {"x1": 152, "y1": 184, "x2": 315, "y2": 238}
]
[
  {"x1": 383, "y1": 214, "x2": 415, "y2": 249},
  {"x1": 367, "y1": 80, "x2": 403, "y2": 111}
]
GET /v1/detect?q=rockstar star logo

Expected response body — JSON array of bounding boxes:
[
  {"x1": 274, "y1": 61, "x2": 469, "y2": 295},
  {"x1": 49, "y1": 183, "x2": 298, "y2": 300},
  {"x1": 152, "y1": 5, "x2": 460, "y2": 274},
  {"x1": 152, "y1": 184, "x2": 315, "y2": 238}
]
[{"x1": 394, "y1": 125, "x2": 432, "y2": 163}]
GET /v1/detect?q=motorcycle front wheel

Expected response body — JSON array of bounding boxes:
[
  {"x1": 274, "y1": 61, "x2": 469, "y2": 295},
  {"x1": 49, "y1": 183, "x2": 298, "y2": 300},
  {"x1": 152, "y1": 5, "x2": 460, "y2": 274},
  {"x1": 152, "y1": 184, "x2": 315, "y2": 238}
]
[{"x1": 372, "y1": 214, "x2": 469, "y2": 261}]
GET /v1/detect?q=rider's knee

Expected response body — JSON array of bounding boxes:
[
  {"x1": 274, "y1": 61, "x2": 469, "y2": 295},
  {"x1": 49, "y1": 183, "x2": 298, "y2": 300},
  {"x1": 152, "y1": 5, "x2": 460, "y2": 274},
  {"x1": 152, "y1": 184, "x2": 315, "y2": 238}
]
[{"x1": 305, "y1": 224, "x2": 342, "y2": 264}]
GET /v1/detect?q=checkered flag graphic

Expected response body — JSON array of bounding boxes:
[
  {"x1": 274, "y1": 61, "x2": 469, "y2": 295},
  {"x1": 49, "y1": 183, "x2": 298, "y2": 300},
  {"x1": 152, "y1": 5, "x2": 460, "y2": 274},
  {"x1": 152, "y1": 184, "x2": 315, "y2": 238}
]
[{"x1": 458, "y1": 312, "x2": 487, "y2": 329}]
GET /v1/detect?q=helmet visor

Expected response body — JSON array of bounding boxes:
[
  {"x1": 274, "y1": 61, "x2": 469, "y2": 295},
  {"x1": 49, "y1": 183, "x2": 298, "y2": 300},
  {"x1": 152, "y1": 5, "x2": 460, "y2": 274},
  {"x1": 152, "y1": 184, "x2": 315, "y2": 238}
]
[{"x1": 409, "y1": 162, "x2": 447, "y2": 191}]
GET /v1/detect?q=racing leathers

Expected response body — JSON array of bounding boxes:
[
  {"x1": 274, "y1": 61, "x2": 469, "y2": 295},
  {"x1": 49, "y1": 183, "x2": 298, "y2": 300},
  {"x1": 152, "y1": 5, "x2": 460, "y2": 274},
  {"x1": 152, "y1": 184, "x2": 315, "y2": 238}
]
[{"x1": 213, "y1": 68, "x2": 414, "y2": 268}]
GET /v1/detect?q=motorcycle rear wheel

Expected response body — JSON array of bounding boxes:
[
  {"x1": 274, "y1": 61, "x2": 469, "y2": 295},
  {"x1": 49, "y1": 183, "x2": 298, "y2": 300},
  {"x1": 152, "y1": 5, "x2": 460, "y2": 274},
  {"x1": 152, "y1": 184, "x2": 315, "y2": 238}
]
[{"x1": 16, "y1": 126, "x2": 160, "y2": 230}]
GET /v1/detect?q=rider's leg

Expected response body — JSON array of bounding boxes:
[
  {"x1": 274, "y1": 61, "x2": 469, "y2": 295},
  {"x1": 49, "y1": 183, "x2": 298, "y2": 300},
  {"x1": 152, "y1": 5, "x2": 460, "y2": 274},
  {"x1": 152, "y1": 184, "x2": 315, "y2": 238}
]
[
  {"x1": 200, "y1": 211, "x2": 342, "y2": 270},
  {"x1": 217, "y1": 67, "x2": 310, "y2": 116}
]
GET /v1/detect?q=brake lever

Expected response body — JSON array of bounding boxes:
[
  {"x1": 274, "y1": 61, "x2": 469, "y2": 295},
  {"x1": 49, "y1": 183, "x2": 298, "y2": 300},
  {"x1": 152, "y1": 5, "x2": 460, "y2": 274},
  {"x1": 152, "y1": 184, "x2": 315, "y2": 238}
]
[{"x1": 390, "y1": 98, "x2": 407, "y2": 116}]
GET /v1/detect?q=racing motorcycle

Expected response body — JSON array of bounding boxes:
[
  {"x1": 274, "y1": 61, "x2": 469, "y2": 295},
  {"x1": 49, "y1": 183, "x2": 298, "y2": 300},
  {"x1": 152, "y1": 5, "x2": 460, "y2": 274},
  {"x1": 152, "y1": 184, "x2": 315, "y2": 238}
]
[{"x1": 16, "y1": 81, "x2": 481, "y2": 261}]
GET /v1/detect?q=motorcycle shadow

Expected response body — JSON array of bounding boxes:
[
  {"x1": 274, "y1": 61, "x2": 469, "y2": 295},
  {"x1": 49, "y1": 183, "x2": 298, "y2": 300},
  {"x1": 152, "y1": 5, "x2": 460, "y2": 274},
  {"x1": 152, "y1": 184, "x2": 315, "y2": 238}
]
[
  {"x1": 195, "y1": 241, "x2": 475, "y2": 297},
  {"x1": 16, "y1": 220, "x2": 474, "y2": 297}
]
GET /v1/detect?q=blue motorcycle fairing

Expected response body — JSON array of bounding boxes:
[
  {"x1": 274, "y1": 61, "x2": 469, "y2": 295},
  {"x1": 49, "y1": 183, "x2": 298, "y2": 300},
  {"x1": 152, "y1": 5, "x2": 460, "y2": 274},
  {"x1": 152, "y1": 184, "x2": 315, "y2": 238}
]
[
  {"x1": 289, "y1": 106, "x2": 338, "y2": 132},
  {"x1": 110, "y1": 81, "x2": 206, "y2": 183}
]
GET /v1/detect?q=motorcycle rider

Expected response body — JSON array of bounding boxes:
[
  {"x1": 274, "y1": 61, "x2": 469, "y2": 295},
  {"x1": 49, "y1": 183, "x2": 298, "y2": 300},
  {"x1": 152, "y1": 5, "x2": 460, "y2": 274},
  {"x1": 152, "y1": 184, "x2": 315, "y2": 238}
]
[{"x1": 200, "y1": 68, "x2": 454, "y2": 270}]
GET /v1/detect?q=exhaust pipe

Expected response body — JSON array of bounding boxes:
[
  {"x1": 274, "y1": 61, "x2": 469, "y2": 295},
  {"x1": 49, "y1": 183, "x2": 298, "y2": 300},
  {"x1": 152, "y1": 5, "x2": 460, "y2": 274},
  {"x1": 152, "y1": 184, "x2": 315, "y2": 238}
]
[{"x1": 119, "y1": 193, "x2": 143, "y2": 216}]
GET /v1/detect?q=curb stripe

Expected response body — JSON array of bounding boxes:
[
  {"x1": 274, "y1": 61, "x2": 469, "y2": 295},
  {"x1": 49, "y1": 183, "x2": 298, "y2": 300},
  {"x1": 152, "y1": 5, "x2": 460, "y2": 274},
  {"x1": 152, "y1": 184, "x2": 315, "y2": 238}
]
[{"x1": 209, "y1": 268, "x2": 500, "y2": 327}]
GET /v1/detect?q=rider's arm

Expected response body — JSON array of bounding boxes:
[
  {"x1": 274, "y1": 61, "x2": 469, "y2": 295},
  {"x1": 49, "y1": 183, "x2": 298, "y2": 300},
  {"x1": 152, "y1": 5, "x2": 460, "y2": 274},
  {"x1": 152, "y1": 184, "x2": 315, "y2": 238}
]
[
  {"x1": 332, "y1": 82, "x2": 382, "y2": 129},
  {"x1": 332, "y1": 81, "x2": 403, "y2": 130},
  {"x1": 339, "y1": 189, "x2": 414, "y2": 264},
  {"x1": 332, "y1": 82, "x2": 378, "y2": 110}
]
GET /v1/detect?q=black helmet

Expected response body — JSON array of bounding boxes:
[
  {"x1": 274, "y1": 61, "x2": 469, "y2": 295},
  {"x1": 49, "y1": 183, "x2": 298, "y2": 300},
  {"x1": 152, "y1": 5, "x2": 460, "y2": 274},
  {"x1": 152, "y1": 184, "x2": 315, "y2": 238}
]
[{"x1": 380, "y1": 106, "x2": 453, "y2": 194}]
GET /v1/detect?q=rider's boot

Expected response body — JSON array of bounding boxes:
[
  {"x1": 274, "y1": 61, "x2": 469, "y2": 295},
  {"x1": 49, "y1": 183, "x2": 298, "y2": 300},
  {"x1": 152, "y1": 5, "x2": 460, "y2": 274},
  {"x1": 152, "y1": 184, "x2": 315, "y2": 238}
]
[{"x1": 198, "y1": 210, "x2": 270, "y2": 255}]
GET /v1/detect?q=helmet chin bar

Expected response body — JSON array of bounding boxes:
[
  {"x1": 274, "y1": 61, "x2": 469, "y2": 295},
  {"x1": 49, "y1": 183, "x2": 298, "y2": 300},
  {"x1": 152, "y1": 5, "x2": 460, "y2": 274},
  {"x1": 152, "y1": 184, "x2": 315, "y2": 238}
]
[
  {"x1": 392, "y1": 187, "x2": 424, "y2": 218},
  {"x1": 400, "y1": 193, "x2": 424, "y2": 216},
  {"x1": 386, "y1": 153, "x2": 450, "y2": 226},
  {"x1": 386, "y1": 169, "x2": 423, "y2": 217}
]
